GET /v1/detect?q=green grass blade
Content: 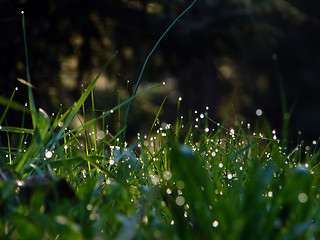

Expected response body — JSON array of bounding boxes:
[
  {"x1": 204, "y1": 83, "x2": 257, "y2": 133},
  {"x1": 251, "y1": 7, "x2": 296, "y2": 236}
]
[
  {"x1": 0, "y1": 126, "x2": 33, "y2": 134},
  {"x1": 0, "y1": 96, "x2": 31, "y2": 114},
  {"x1": 21, "y1": 11, "x2": 37, "y2": 128},
  {"x1": 54, "y1": 52, "x2": 117, "y2": 142},
  {"x1": 123, "y1": 0, "x2": 197, "y2": 142}
]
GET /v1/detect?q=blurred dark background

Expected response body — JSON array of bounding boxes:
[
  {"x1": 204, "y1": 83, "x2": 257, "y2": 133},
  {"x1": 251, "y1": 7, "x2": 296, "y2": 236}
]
[{"x1": 1, "y1": 0, "x2": 320, "y2": 145}]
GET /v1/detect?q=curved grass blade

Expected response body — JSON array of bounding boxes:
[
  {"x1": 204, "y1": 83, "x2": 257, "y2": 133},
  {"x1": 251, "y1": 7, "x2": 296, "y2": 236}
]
[{"x1": 123, "y1": 0, "x2": 198, "y2": 142}]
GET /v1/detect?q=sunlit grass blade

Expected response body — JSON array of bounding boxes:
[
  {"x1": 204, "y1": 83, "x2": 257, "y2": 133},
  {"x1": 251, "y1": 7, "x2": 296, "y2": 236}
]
[
  {"x1": 147, "y1": 97, "x2": 166, "y2": 140},
  {"x1": 76, "y1": 151, "x2": 124, "y2": 186},
  {"x1": 0, "y1": 89, "x2": 17, "y2": 127},
  {"x1": 59, "y1": 82, "x2": 163, "y2": 143},
  {"x1": 54, "y1": 52, "x2": 117, "y2": 142},
  {"x1": 0, "y1": 126, "x2": 33, "y2": 134}
]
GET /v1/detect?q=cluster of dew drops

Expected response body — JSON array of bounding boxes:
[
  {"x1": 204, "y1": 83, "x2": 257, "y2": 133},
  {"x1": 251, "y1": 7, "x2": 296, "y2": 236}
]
[{"x1": 4, "y1": 88, "x2": 320, "y2": 229}]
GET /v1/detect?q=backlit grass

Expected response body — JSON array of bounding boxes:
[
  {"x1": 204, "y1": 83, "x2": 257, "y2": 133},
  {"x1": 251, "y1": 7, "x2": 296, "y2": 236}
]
[{"x1": 1, "y1": 2, "x2": 320, "y2": 239}]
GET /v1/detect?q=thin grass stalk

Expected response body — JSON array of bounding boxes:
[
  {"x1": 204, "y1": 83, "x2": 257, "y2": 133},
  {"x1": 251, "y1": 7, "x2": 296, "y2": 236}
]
[
  {"x1": 21, "y1": 11, "x2": 36, "y2": 128},
  {"x1": 122, "y1": 0, "x2": 198, "y2": 143}
]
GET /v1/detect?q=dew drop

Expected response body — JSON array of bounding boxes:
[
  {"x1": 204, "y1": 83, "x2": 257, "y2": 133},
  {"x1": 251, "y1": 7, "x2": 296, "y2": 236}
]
[
  {"x1": 86, "y1": 204, "x2": 93, "y2": 211},
  {"x1": 106, "y1": 178, "x2": 112, "y2": 184},
  {"x1": 151, "y1": 175, "x2": 160, "y2": 185},
  {"x1": 175, "y1": 196, "x2": 185, "y2": 206},
  {"x1": 176, "y1": 181, "x2": 185, "y2": 189},
  {"x1": 97, "y1": 130, "x2": 105, "y2": 140},
  {"x1": 298, "y1": 193, "x2": 308, "y2": 203},
  {"x1": 256, "y1": 109, "x2": 263, "y2": 117},
  {"x1": 45, "y1": 150, "x2": 53, "y2": 159},
  {"x1": 230, "y1": 128, "x2": 235, "y2": 136},
  {"x1": 163, "y1": 171, "x2": 172, "y2": 180},
  {"x1": 212, "y1": 220, "x2": 219, "y2": 228}
]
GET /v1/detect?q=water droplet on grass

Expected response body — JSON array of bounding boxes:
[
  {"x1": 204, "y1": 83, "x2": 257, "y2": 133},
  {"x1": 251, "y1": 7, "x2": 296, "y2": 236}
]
[
  {"x1": 163, "y1": 171, "x2": 172, "y2": 180},
  {"x1": 256, "y1": 109, "x2": 263, "y2": 116},
  {"x1": 87, "y1": 204, "x2": 93, "y2": 211},
  {"x1": 151, "y1": 175, "x2": 160, "y2": 185},
  {"x1": 175, "y1": 196, "x2": 185, "y2": 206},
  {"x1": 106, "y1": 178, "x2": 112, "y2": 184},
  {"x1": 97, "y1": 130, "x2": 105, "y2": 139},
  {"x1": 298, "y1": 193, "x2": 308, "y2": 203},
  {"x1": 230, "y1": 128, "x2": 235, "y2": 136},
  {"x1": 176, "y1": 181, "x2": 185, "y2": 189},
  {"x1": 212, "y1": 220, "x2": 219, "y2": 227},
  {"x1": 45, "y1": 150, "x2": 53, "y2": 159}
]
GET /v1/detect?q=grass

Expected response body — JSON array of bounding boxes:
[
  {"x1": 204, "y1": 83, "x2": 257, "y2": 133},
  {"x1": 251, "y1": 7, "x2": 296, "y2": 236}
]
[
  {"x1": 1, "y1": 79, "x2": 320, "y2": 240},
  {"x1": 1, "y1": 2, "x2": 320, "y2": 239}
]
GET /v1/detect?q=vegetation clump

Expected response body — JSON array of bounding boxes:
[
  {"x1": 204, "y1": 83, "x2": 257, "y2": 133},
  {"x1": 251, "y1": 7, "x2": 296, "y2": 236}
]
[{"x1": 1, "y1": 3, "x2": 320, "y2": 239}]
